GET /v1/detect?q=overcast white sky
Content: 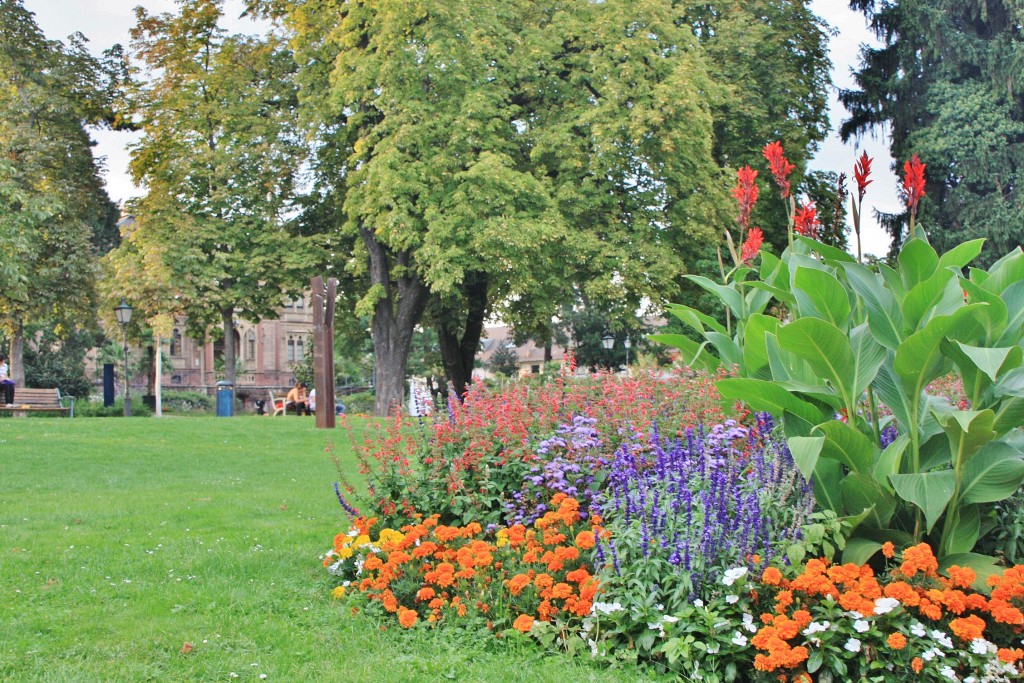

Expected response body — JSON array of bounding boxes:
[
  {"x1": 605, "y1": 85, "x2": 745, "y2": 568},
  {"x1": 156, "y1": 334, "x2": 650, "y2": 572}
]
[{"x1": 24, "y1": 0, "x2": 898, "y2": 257}]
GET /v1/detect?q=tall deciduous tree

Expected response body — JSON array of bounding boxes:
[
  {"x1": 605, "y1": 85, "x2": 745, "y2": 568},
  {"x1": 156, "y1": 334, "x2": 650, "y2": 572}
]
[
  {"x1": 842, "y1": 0, "x2": 1024, "y2": 264},
  {"x1": 0, "y1": 0, "x2": 120, "y2": 384},
  {"x1": 121, "y1": 0, "x2": 316, "y2": 385},
  {"x1": 261, "y1": 0, "x2": 741, "y2": 413}
]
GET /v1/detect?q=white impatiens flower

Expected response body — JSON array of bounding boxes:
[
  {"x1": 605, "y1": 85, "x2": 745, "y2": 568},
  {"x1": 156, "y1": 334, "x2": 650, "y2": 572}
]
[
  {"x1": 725, "y1": 594, "x2": 739, "y2": 604},
  {"x1": 874, "y1": 597, "x2": 900, "y2": 615},
  {"x1": 706, "y1": 642, "x2": 720, "y2": 654},
  {"x1": 844, "y1": 638, "x2": 862, "y2": 653},
  {"x1": 922, "y1": 649, "x2": 937, "y2": 662},
  {"x1": 803, "y1": 621, "x2": 831, "y2": 636},
  {"x1": 592, "y1": 601, "x2": 624, "y2": 615},
  {"x1": 693, "y1": 599, "x2": 705, "y2": 608},
  {"x1": 743, "y1": 613, "x2": 758, "y2": 633},
  {"x1": 722, "y1": 567, "x2": 748, "y2": 586},
  {"x1": 969, "y1": 639, "x2": 993, "y2": 655},
  {"x1": 939, "y1": 665, "x2": 958, "y2": 680},
  {"x1": 732, "y1": 632, "x2": 748, "y2": 647},
  {"x1": 853, "y1": 619, "x2": 870, "y2": 633},
  {"x1": 931, "y1": 630, "x2": 954, "y2": 649},
  {"x1": 911, "y1": 622, "x2": 928, "y2": 638},
  {"x1": 662, "y1": 615, "x2": 680, "y2": 624}
]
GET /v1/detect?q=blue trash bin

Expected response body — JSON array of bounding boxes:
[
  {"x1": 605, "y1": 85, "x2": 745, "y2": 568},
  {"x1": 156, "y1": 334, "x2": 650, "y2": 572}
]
[{"x1": 215, "y1": 381, "x2": 234, "y2": 417}]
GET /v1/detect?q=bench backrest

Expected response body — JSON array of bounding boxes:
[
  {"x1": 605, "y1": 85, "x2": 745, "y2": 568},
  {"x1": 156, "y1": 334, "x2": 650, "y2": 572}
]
[{"x1": 16, "y1": 388, "x2": 63, "y2": 407}]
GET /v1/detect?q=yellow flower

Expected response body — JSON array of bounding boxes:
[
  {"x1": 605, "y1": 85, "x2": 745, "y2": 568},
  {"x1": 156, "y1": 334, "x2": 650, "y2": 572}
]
[
  {"x1": 378, "y1": 528, "x2": 405, "y2": 545},
  {"x1": 496, "y1": 530, "x2": 509, "y2": 548},
  {"x1": 354, "y1": 534, "x2": 371, "y2": 547},
  {"x1": 331, "y1": 586, "x2": 346, "y2": 599},
  {"x1": 338, "y1": 546, "x2": 354, "y2": 559}
]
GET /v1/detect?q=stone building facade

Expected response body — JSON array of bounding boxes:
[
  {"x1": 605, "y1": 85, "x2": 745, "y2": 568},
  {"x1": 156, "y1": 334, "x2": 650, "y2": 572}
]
[{"x1": 162, "y1": 293, "x2": 313, "y2": 400}]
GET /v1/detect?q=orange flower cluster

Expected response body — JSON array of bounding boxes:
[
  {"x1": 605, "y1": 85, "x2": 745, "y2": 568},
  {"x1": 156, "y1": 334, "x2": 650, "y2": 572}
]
[
  {"x1": 327, "y1": 494, "x2": 600, "y2": 632},
  {"x1": 749, "y1": 544, "x2": 1024, "y2": 679}
]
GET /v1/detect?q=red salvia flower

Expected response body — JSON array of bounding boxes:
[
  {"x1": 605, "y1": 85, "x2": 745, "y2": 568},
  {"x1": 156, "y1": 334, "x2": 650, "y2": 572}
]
[
  {"x1": 740, "y1": 227, "x2": 764, "y2": 264},
  {"x1": 903, "y1": 154, "x2": 926, "y2": 214},
  {"x1": 762, "y1": 141, "x2": 795, "y2": 198},
  {"x1": 731, "y1": 166, "x2": 759, "y2": 229},
  {"x1": 853, "y1": 151, "x2": 873, "y2": 202},
  {"x1": 793, "y1": 201, "x2": 819, "y2": 239}
]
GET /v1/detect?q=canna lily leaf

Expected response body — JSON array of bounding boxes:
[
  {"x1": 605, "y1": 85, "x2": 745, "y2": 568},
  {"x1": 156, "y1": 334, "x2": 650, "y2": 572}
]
[{"x1": 890, "y1": 471, "x2": 956, "y2": 533}]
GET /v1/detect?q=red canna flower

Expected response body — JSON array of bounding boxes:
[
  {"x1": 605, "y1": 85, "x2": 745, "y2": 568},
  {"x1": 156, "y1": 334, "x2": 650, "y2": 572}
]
[
  {"x1": 793, "y1": 201, "x2": 819, "y2": 239},
  {"x1": 732, "y1": 166, "x2": 759, "y2": 229},
  {"x1": 763, "y1": 141, "x2": 795, "y2": 198},
  {"x1": 903, "y1": 154, "x2": 926, "y2": 214},
  {"x1": 853, "y1": 151, "x2": 873, "y2": 201},
  {"x1": 740, "y1": 227, "x2": 764, "y2": 264}
]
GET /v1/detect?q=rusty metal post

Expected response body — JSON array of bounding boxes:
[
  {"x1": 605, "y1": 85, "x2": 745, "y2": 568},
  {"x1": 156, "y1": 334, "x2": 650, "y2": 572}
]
[{"x1": 312, "y1": 276, "x2": 338, "y2": 429}]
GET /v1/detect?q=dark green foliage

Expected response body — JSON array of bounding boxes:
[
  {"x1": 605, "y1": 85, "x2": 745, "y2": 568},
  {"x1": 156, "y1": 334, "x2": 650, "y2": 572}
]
[
  {"x1": 21, "y1": 325, "x2": 96, "y2": 398},
  {"x1": 486, "y1": 344, "x2": 520, "y2": 378},
  {"x1": 159, "y1": 390, "x2": 214, "y2": 414},
  {"x1": 842, "y1": 0, "x2": 1024, "y2": 264},
  {"x1": 73, "y1": 397, "x2": 153, "y2": 417}
]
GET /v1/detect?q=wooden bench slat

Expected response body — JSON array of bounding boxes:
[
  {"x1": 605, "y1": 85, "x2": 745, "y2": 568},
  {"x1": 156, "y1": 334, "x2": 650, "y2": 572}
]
[{"x1": 0, "y1": 388, "x2": 71, "y2": 416}]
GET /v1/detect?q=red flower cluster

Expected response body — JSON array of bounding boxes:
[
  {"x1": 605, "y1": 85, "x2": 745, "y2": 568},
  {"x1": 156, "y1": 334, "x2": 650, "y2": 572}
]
[
  {"x1": 740, "y1": 227, "x2": 764, "y2": 264},
  {"x1": 792, "y1": 202, "x2": 819, "y2": 239},
  {"x1": 854, "y1": 150, "x2": 873, "y2": 201},
  {"x1": 763, "y1": 141, "x2": 795, "y2": 198},
  {"x1": 732, "y1": 165, "x2": 759, "y2": 229},
  {"x1": 903, "y1": 154, "x2": 926, "y2": 214}
]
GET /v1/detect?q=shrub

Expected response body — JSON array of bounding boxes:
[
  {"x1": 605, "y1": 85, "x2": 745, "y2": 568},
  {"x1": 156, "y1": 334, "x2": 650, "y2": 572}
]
[
  {"x1": 160, "y1": 390, "x2": 214, "y2": 414},
  {"x1": 74, "y1": 396, "x2": 152, "y2": 417},
  {"x1": 342, "y1": 391, "x2": 375, "y2": 415}
]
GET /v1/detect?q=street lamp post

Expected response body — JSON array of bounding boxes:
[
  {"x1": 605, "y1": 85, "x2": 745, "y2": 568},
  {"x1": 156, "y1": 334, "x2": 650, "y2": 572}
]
[
  {"x1": 114, "y1": 298, "x2": 133, "y2": 417},
  {"x1": 601, "y1": 333, "x2": 614, "y2": 370},
  {"x1": 624, "y1": 337, "x2": 632, "y2": 369}
]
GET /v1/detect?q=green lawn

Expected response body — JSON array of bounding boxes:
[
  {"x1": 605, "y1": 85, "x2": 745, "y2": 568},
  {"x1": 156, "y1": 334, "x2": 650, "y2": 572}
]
[{"x1": 0, "y1": 416, "x2": 656, "y2": 682}]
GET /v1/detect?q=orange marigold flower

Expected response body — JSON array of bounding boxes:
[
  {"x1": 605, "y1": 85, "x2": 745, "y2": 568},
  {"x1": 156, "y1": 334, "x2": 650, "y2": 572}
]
[
  {"x1": 950, "y1": 614, "x2": 986, "y2": 642},
  {"x1": 990, "y1": 603, "x2": 1024, "y2": 625},
  {"x1": 534, "y1": 573, "x2": 554, "y2": 590},
  {"x1": 428, "y1": 597, "x2": 445, "y2": 609},
  {"x1": 998, "y1": 648, "x2": 1024, "y2": 664},
  {"x1": 791, "y1": 610, "x2": 812, "y2": 629},
  {"x1": 911, "y1": 657, "x2": 923, "y2": 673},
  {"x1": 918, "y1": 599, "x2": 943, "y2": 621},
  {"x1": 456, "y1": 603, "x2": 468, "y2": 617},
  {"x1": 762, "y1": 567, "x2": 783, "y2": 586},
  {"x1": 397, "y1": 606, "x2": 417, "y2": 628},
  {"x1": 363, "y1": 555, "x2": 383, "y2": 571},
  {"x1": 550, "y1": 583, "x2": 574, "y2": 600},
  {"x1": 947, "y1": 565, "x2": 977, "y2": 590},
  {"x1": 513, "y1": 614, "x2": 534, "y2": 633},
  {"x1": 775, "y1": 590, "x2": 794, "y2": 612},
  {"x1": 881, "y1": 541, "x2": 895, "y2": 559},
  {"x1": 566, "y1": 568, "x2": 591, "y2": 585},
  {"x1": 381, "y1": 590, "x2": 398, "y2": 613},
  {"x1": 884, "y1": 581, "x2": 920, "y2": 607},
  {"x1": 415, "y1": 587, "x2": 436, "y2": 602},
  {"x1": 887, "y1": 632, "x2": 907, "y2": 650},
  {"x1": 574, "y1": 530, "x2": 596, "y2": 549},
  {"x1": 508, "y1": 573, "x2": 532, "y2": 596},
  {"x1": 900, "y1": 543, "x2": 938, "y2": 578}
]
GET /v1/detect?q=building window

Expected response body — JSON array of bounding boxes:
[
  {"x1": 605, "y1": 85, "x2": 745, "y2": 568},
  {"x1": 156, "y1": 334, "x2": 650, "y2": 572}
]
[
  {"x1": 531, "y1": 364, "x2": 540, "y2": 374},
  {"x1": 245, "y1": 330, "x2": 256, "y2": 361},
  {"x1": 170, "y1": 328, "x2": 182, "y2": 357},
  {"x1": 294, "y1": 296, "x2": 305, "y2": 310},
  {"x1": 296, "y1": 336, "x2": 305, "y2": 361},
  {"x1": 287, "y1": 335, "x2": 296, "y2": 362}
]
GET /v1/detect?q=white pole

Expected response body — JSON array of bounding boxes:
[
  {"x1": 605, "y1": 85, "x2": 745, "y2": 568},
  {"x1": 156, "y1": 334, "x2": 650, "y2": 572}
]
[{"x1": 154, "y1": 334, "x2": 163, "y2": 417}]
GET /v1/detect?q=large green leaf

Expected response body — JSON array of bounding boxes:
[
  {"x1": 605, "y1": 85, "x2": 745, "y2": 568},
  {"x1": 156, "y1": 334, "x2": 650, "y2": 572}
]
[
  {"x1": 961, "y1": 441, "x2": 1024, "y2": 504},
  {"x1": 844, "y1": 263, "x2": 903, "y2": 350},
  {"x1": 938, "y1": 553, "x2": 1002, "y2": 592},
  {"x1": 741, "y1": 314, "x2": 780, "y2": 379},
  {"x1": 789, "y1": 436, "x2": 825, "y2": 482},
  {"x1": 849, "y1": 323, "x2": 886, "y2": 399},
  {"x1": 649, "y1": 334, "x2": 719, "y2": 373},
  {"x1": 879, "y1": 263, "x2": 907, "y2": 301},
  {"x1": 684, "y1": 275, "x2": 744, "y2": 318},
  {"x1": 814, "y1": 419, "x2": 876, "y2": 475},
  {"x1": 937, "y1": 239, "x2": 986, "y2": 271},
  {"x1": 841, "y1": 473, "x2": 897, "y2": 529},
  {"x1": 953, "y1": 343, "x2": 1018, "y2": 383},
  {"x1": 991, "y1": 369, "x2": 1024, "y2": 434},
  {"x1": 705, "y1": 332, "x2": 743, "y2": 369},
  {"x1": 944, "y1": 504, "x2": 980, "y2": 556},
  {"x1": 898, "y1": 238, "x2": 939, "y2": 289},
  {"x1": 998, "y1": 280, "x2": 1024, "y2": 347},
  {"x1": 936, "y1": 409, "x2": 997, "y2": 465},
  {"x1": 842, "y1": 537, "x2": 883, "y2": 566},
  {"x1": 765, "y1": 332, "x2": 819, "y2": 386},
  {"x1": 716, "y1": 378, "x2": 825, "y2": 426},
  {"x1": 795, "y1": 235, "x2": 857, "y2": 263},
  {"x1": 902, "y1": 268, "x2": 963, "y2": 333},
  {"x1": 980, "y1": 248, "x2": 1024, "y2": 296},
  {"x1": 793, "y1": 267, "x2": 851, "y2": 331},
  {"x1": 872, "y1": 360, "x2": 912, "y2": 429},
  {"x1": 664, "y1": 303, "x2": 727, "y2": 335},
  {"x1": 890, "y1": 471, "x2": 956, "y2": 533},
  {"x1": 813, "y1": 458, "x2": 843, "y2": 513},
  {"x1": 893, "y1": 308, "x2": 985, "y2": 398},
  {"x1": 873, "y1": 433, "x2": 910, "y2": 486},
  {"x1": 961, "y1": 278, "x2": 1009, "y2": 342},
  {"x1": 777, "y1": 318, "x2": 856, "y2": 410}
]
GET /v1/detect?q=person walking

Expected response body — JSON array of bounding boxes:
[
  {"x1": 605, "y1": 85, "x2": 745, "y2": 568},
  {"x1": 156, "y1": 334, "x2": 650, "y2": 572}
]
[{"x1": 0, "y1": 353, "x2": 15, "y2": 407}]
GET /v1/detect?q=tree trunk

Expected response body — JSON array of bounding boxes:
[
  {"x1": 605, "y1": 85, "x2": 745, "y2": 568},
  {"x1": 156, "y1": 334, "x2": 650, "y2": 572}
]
[
  {"x1": 221, "y1": 306, "x2": 236, "y2": 385},
  {"x1": 10, "y1": 321, "x2": 25, "y2": 387},
  {"x1": 146, "y1": 344, "x2": 156, "y2": 395},
  {"x1": 361, "y1": 226, "x2": 429, "y2": 417},
  {"x1": 436, "y1": 271, "x2": 489, "y2": 400}
]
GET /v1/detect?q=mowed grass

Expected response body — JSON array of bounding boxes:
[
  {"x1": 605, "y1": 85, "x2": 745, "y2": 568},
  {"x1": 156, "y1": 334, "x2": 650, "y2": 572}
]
[{"x1": 0, "y1": 416, "x2": 655, "y2": 682}]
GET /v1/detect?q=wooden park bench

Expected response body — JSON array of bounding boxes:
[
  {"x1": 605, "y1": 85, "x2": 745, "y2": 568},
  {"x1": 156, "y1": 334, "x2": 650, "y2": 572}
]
[
  {"x1": 267, "y1": 389, "x2": 287, "y2": 416},
  {"x1": 0, "y1": 388, "x2": 73, "y2": 418}
]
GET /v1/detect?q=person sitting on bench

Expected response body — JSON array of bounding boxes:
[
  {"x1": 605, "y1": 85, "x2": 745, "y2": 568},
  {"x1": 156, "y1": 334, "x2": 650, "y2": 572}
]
[
  {"x1": 285, "y1": 381, "x2": 310, "y2": 416},
  {"x1": 0, "y1": 353, "x2": 15, "y2": 407}
]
